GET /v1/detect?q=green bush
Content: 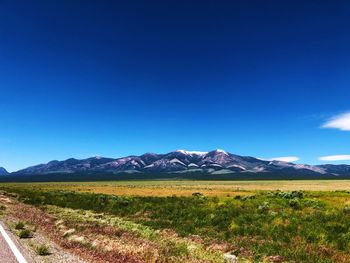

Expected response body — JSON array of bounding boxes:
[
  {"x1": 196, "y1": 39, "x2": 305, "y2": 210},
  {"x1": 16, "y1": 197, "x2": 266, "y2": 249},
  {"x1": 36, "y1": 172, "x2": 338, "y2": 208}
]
[
  {"x1": 274, "y1": 190, "x2": 304, "y2": 199},
  {"x1": 289, "y1": 199, "x2": 300, "y2": 209},
  {"x1": 35, "y1": 244, "x2": 50, "y2": 256},
  {"x1": 164, "y1": 240, "x2": 189, "y2": 257},
  {"x1": 18, "y1": 229, "x2": 32, "y2": 238},
  {"x1": 15, "y1": 221, "x2": 25, "y2": 230},
  {"x1": 192, "y1": 192, "x2": 203, "y2": 197},
  {"x1": 343, "y1": 206, "x2": 350, "y2": 214},
  {"x1": 258, "y1": 201, "x2": 270, "y2": 213}
]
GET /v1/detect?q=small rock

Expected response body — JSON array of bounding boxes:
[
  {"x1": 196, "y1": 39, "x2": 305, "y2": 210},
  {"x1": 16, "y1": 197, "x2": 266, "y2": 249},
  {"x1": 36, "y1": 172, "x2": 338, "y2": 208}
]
[{"x1": 224, "y1": 253, "x2": 238, "y2": 263}]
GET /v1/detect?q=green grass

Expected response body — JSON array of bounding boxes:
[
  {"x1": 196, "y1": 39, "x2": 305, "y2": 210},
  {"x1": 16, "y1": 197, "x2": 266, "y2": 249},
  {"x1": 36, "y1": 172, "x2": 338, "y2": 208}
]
[
  {"x1": 34, "y1": 244, "x2": 50, "y2": 256},
  {"x1": 18, "y1": 229, "x2": 32, "y2": 238},
  {"x1": 1, "y1": 182, "x2": 350, "y2": 262},
  {"x1": 14, "y1": 221, "x2": 25, "y2": 230}
]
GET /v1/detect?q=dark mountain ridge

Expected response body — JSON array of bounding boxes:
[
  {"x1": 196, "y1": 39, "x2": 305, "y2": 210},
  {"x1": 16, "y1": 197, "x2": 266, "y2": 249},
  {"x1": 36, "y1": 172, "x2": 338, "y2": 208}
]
[{"x1": 0, "y1": 167, "x2": 8, "y2": 175}]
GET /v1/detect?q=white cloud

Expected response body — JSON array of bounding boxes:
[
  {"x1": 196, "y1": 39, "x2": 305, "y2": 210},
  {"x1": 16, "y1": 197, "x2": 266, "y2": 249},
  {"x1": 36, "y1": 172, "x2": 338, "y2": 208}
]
[
  {"x1": 269, "y1": 156, "x2": 300, "y2": 162},
  {"x1": 319, "y1": 155, "x2": 350, "y2": 161},
  {"x1": 322, "y1": 112, "x2": 350, "y2": 131}
]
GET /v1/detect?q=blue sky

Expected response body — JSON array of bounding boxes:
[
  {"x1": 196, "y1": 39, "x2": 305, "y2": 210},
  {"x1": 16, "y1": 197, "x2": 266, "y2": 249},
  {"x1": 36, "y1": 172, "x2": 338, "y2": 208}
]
[{"x1": 1, "y1": 0, "x2": 350, "y2": 171}]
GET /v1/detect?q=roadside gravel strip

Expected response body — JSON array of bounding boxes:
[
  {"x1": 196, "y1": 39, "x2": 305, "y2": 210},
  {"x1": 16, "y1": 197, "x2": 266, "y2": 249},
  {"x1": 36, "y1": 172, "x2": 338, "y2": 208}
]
[{"x1": 0, "y1": 223, "x2": 27, "y2": 263}]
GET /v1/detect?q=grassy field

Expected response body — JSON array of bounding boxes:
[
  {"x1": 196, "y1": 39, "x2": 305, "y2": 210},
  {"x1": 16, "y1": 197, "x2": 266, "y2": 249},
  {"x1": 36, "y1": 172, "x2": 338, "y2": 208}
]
[
  {"x1": 2, "y1": 179, "x2": 350, "y2": 196},
  {"x1": 0, "y1": 180, "x2": 350, "y2": 262}
]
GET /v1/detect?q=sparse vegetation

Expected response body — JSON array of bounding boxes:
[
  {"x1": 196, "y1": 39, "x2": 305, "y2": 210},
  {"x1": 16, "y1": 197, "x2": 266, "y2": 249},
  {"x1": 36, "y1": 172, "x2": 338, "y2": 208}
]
[
  {"x1": 18, "y1": 229, "x2": 32, "y2": 238},
  {"x1": 35, "y1": 244, "x2": 50, "y2": 256},
  {"x1": 0, "y1": 181, "x2": 350, "y2": 262},
  {"x1": 2, "y1": 180, "x2": 350, "y2": 196},
  {"x1": 15, "y1": 221, "x2": 25, "y2": 230}
]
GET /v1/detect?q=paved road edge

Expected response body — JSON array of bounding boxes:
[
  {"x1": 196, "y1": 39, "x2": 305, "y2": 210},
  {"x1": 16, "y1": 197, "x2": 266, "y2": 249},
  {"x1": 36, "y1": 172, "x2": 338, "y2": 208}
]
[{"x1": 0, "y1": 223, "x2": 27, "y2": 263}]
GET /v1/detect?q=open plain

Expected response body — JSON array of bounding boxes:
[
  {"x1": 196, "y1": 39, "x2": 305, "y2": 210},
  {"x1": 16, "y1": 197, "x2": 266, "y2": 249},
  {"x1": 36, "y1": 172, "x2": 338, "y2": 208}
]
[{"x1": 0, "y1": 180, "x2": 349, "y2": 262}]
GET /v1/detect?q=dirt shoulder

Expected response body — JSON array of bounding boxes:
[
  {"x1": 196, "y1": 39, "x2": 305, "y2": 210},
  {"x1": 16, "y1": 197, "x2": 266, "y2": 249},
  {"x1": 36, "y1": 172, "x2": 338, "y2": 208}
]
[{"x1": 0, "y1": 194, "x2": 86, "y2": 263}]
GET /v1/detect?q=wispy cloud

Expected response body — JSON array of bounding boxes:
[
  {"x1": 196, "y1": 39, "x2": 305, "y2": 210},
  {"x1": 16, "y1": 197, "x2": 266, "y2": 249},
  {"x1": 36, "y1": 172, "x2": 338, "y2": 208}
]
[
  {"x1": 321, "y1": 112, "x2": 350, "y2": 131},
  {"x1": 319, "y1": 155, "x2": 350, "y2": 161},
  {"x1": 269, "y1": 156, "x2": 299, "y2": 162}
]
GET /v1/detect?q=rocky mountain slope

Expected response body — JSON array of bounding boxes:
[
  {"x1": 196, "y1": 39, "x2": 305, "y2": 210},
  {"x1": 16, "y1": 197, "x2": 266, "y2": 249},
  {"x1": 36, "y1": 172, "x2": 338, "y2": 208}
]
[
  {"x1": 12, "y1": 150, "x2": 350, "y2": 176},
  {"x1": 0, "y1": 167, "x2": 8, "y2": 175}
]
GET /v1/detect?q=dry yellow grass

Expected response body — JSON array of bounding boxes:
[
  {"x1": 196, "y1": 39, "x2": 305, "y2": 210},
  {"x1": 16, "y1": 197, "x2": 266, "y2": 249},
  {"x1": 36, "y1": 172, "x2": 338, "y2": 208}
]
[
  {"x1": 72, "y1": 186, "x2": 250, "y2": 197},
  {"x1": 5, "y1": 180, "x2": 350, "y2": 197}
]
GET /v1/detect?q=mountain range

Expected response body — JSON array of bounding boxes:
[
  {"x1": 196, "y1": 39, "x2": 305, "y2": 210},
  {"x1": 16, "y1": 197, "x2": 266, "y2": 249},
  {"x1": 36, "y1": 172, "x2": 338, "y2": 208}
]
[
  {"x1": 0, "y1": 167, "x2": 8, "y2": 175},
  {"x1": 2, "y1": 150, "x2": 349, "y2": 180}
]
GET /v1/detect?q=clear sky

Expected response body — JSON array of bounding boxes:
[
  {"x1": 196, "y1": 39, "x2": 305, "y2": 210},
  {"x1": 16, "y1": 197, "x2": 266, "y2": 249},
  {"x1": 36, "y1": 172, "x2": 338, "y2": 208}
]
[{"x1": 1, "y1": 0, "x2": 350, "y2": 171}]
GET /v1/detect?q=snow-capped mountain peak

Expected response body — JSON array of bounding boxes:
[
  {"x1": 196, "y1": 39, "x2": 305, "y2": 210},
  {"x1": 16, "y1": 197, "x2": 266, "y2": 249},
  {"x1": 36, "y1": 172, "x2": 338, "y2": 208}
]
[
  {"x1": 214, "y1": 149, "x2": 229, "y2": 155},
  {"x1": 175, "y1": 150, "x2": 208, "y2": 155}
]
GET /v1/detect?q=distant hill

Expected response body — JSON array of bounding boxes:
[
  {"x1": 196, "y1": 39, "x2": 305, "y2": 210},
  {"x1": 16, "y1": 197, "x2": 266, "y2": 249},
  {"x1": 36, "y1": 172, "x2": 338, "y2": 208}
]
[
  {"x1": 0, "y1": 167, "x2": 9, "y2": 175},
  {"x1": 0, "y1": 149, "x2": 347, "y2": 181}
]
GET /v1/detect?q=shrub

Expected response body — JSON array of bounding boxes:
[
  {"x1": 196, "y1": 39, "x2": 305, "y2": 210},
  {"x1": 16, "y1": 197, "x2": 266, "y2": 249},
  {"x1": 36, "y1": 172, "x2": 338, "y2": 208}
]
[
  {"x1": 258, "y1": 202, "x2": 270, "y2": 213},
  {"x1": 242, "y1": 195, "x2": 256, "y2": 201},
  {"x1": 304, "y1": 199, "x2": 324, "y2": 209},
  {"x1": 165, "y1": 240, "x2": 189, "y2": 257},
  {"x1": 15, "y1": 221, "x2": 25, "y2": 230},
  {"x1": 19, "y1": 229, "x2": 32, "y2": 238},
  {"x1": 35, "y1": 244, "x2": 50, "y2": 256},
  {"x1": 234, "y1": 195, "x2": 241, "y2": 200},
  {"x1": 343, "y1": 206, "x2": 350, "y2": 215},
  {"x1": 289, "y1": 199, "x2": 300, "y2": 209},
  {"x1": 275, "y1": 191, "x2": 304, "y2": 199}
]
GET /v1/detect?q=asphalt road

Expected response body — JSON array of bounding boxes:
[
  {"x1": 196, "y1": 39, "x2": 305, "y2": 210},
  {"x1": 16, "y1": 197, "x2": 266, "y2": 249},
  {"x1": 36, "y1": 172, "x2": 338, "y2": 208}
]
[
  {"x1": 0, "y1": 231, "x2": 18, "y2": 263},
  {"x1": 0, "y1": 223, "x2": 28, "y2": 263}
]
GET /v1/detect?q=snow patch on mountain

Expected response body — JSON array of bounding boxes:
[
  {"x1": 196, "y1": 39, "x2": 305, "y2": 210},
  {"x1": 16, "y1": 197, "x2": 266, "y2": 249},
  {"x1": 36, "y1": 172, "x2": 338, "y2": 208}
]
[
  {"x1": 227, "y1": 164, "x2": 246, "y2": 170},
  {"x1": 170, "y1": 158, "x2": 186, "y2": 166},
  {"x1": 176, "y1": 150, "x2": 208, "y2": 155},
  {"x1": 144, "y1": 164, "x2": 155, "y2": 168},
  {"x1": 215, "y1": 149, "x2": 228, "y2": 155}
]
